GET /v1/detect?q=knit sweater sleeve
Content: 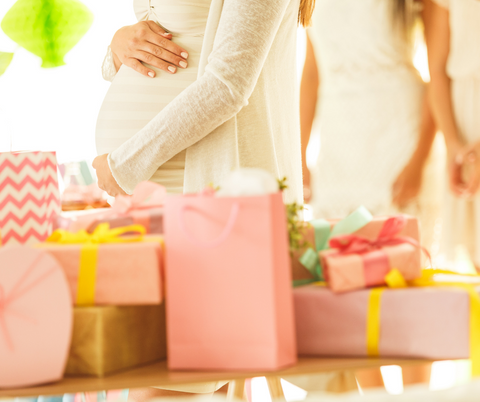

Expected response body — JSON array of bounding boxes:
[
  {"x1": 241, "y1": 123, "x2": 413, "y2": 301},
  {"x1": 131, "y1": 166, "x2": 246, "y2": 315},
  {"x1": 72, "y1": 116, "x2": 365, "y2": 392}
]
[
  {"x1": 107, "y1": 0, "x2": 291, "y2": 194},
  {"x1": 101, "y1": 46, "x2": 117, "y2": 82}
]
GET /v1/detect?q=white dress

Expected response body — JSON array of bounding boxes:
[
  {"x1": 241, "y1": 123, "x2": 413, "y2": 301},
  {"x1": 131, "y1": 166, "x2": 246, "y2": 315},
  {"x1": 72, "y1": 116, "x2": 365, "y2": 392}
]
[
  {"x1": 434, "y1": 0, "x2": 480, "y2": 265},
  {"x1": 309, "y1": 0, "x2": 425, "y2": 218},
  {"x1": 96, "y1": 0, "x2": 211, "y2": 194}
]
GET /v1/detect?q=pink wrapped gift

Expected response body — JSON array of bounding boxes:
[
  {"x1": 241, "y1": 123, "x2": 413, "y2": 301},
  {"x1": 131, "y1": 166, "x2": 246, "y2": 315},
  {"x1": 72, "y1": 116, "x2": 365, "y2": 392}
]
[
  {"x1": 54, "y1": 182, "x2": 165, "y2": 234},
  {"x1": 320, "y1": 216, "x2": 422, "y2": 293},
  {"x1": 0, "y1": 151, "x2": 61, "y2": 245},
  {"x1": 294, "y1": 284, "x2": 471, "y2": 360},
  {"x1": 0, "y1": 246, "x2": 72, "y2": 388},
  {"x1": 165, "y1": 191, "x2": 297, "y2": 371},
  {"x1": 292, "y1": 208, "x2": 419, "y2": 283},
  {"x1": 36, "y1": 224, "x2": 163, "y2": 306}
]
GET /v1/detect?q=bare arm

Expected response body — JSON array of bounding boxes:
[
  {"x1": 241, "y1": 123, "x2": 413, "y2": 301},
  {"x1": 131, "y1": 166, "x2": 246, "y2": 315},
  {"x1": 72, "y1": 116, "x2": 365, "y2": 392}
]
[
  {"x1": 426, "y1": 0, "x2": 466, "y2": 195},
  {"x1": 300, "y1": 32, "x2": 319, "y2": 203},
  {"x1": 427, "y1": 2, "x2": 461, "y2": 152},
  {"x1": 392, "y1": 0, "x2": 437, "y2": 208}
]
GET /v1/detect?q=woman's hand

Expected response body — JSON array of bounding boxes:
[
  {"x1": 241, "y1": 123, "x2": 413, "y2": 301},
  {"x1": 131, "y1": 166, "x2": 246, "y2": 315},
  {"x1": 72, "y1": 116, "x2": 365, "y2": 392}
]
[
  {"x1": 92, "y1": 154, "x2": 127, "y2": 197},
  {"x1": 456, "y1": 141, "x2": 480, "y2": 198},
  {"x1": 446, "y1": 139, "x2": 469, "y2": 197},
  {"x1": 111, "y1": 20, "x2": 189, "y2": 78},
  {"x1": 392, "y1": 155, "x2": 425, "y2": 209},
  {"x1": 303, "y1": 164, "x2": 312, "y2": 204}
]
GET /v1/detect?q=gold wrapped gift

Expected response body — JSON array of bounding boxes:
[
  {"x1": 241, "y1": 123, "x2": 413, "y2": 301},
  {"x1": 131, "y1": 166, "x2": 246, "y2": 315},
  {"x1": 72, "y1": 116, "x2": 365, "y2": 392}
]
[{"x1": 66, "y1": 304, "x2": 167, "y2": 377}]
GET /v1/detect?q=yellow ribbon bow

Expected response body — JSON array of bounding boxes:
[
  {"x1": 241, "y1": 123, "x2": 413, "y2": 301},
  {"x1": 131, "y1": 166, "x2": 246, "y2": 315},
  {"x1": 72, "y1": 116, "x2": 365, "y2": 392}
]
[
  {"x1": 46, "y1": 223, "x2": 146, "y2": 305},
  {"x1": 367, "y1": 269, "x2": 480, "y2": 376}
]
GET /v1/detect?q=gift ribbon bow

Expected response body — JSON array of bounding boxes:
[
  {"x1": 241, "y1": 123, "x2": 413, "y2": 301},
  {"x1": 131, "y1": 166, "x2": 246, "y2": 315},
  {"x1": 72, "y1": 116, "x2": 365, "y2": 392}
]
[
  {"x1": 296, "y1": 206, "x2": 373, "y2": 285},
  {"x1": 328, "y1": 216, "x2": 431, "y2": 268},
  {"x1": 46, "y1": 223, "x2": 146, "y2": 305},
  {"x1": 112, "y1": 181, "x2": 166, "y2": 214},
  {"x1": 366, "y1": 269, "x2": 480, "y2": 376},
  {"x1": 0, "y1": 252, "x2": 57, "y2": 351}
]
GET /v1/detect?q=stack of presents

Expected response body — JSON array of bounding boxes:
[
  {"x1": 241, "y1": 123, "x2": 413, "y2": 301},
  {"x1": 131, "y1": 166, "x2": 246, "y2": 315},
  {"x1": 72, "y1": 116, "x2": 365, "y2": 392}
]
[{"x1": 1, "y1": 151, "x2": 480, "y2": 390}]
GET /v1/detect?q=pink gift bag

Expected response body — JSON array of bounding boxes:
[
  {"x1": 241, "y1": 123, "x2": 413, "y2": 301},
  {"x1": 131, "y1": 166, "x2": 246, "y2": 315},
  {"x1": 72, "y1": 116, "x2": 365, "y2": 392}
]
[
  {"x1": 165, "y1": 191, "x2": 297, "y2": 371},
  {"x1": 0, "y1": 151, "x2": 61, "y2": 245},
  {"x1": 0, "y1": 246, "x2": 72, "y2": 388}
]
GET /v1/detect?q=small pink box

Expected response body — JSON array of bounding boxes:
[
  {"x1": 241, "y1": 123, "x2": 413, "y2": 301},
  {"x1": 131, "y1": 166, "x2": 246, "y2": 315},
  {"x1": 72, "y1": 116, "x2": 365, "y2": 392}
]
[
  {"x1": 321, "y1": 243, "x2": 421, "y2": 293},
  {"x1": 294, "y1": 285, "x2": 470, "y2": 359},
  {"x1": 37, "y1": 238, "x2": 163, "y2": 306},
  {"x1": 292, "y1": 214, "x2": 419, "y2": 282}
]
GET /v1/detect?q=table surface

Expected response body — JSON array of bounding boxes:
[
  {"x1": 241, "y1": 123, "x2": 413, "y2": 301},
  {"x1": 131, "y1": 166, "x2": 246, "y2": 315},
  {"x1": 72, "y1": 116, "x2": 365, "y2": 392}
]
[{"x1": 0, "y1": 357, "x2": 435, "y2": 398}]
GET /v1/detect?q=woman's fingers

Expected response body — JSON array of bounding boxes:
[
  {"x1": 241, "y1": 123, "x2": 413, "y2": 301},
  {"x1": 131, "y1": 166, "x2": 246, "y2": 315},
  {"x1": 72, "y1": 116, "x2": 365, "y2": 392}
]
[
  {"x1": 125, "y1": 58, "x2": 157, "y2": 78},
  {"x1": 134, "y1": 50, "x2": 178, "y2": 74},
  {"x1": 140, "y1": 42, "x2": 188, "y2": 68},
  {"x1": 144, "y1": 31, "x2": 189, "y2": 60}
]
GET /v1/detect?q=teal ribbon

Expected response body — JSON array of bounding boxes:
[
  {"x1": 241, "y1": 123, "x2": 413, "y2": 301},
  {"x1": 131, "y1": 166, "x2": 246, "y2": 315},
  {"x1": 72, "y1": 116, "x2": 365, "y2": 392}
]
[{"x1": 294, "y1": 206, "x2": 373, "y2": 286}]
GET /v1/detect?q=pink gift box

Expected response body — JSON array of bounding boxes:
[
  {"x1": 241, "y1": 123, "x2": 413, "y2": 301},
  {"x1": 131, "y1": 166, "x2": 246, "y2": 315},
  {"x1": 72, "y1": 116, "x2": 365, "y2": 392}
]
[
  {"x1": 55, "y1": 207, "x2": 164, "y2": 234},
  {"x1": 0, "y1": 151, "x2": 61, "y2": 245},
  {"x1": 292, "y1": 213, "x2": 420, "y2": 282},
  {"x1": 54, "y1": 182, "x2": 165, "y2": 234},
  {"x1": 321, "y1": 244, "x2": 421, "y2": 293},
  {"x1": 0, "y1": 246, "x2": 72, "y2": 388},
  {"x1": 165, "y1": 191, "x2": 297, "y2": 371},
  {"x1": 36, "y1": 238, "x2": 163, "y2": 305},
  {"x1": 294, "y1": 285, "x2": 470, "y2": 359}
]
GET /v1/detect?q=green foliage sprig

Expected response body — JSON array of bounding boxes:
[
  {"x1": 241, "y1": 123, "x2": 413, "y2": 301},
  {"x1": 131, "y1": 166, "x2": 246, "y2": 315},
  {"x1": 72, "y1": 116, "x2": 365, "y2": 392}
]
[{"x1": 278, "y1": 177, "x2": 311, "y2": 253}]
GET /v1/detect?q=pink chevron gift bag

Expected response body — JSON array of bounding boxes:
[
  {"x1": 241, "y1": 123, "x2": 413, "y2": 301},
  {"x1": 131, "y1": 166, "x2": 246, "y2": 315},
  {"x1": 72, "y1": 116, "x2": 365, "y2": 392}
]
[
  {"x1": 0, "y1": 152, "x2": 61, "y2": 245},
  {"x1": 165, "y1": 191, "x2": 297, "y2": 371}
]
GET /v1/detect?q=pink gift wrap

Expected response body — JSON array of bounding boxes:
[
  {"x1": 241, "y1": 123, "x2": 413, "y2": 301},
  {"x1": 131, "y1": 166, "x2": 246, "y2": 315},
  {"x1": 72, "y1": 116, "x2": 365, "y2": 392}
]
[
  {"x1": 0, "y1": 151, "x2": 61, "y2": 245},
  {"x1": 321, "y1": 243, "x2": 421, "y2": 293},
  {"x1": 292, "y1": 214, "x2": 419, "y2": 282},
  {"x1": 37, "y1": 239, "x2": 163, "y2": 305},
  {"x1": 294, "y1": 285, "x2": 470, "y2": 359},
  {"x1": 165, "y1": 192, "x2": 297, "y2": 371},
  {"x1": 0, "y1": 246, "x2": 72, "y2": 388},
  {"x1": 54, "y1": 207, "x2": 164, "y2": 234},
  {"x1": 54, "y1": 182, "x2": 166, "y2": 234}
]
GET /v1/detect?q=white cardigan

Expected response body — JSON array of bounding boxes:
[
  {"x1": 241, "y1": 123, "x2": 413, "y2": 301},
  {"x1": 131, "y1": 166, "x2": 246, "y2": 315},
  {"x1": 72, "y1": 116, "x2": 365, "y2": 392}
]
[{"x1": 106, "y1": 0, "x2": 303, "y2": 203}]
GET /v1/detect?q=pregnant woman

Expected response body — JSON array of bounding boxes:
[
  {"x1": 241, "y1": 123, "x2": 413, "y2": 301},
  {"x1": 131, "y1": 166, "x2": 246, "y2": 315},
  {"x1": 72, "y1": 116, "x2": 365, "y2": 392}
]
[{"x1": 93, "y1": 0, "x2": 314, "y2": 204}]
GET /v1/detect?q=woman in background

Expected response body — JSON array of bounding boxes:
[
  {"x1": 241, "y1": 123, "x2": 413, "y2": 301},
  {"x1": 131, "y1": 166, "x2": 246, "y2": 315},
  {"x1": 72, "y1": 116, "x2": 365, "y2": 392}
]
[
  {"x1": 301, "y1": 0, "x2": 436, "y2": 219},
  {"x1": 428, "y1": 0, "x2": 480, "y2": 268}
]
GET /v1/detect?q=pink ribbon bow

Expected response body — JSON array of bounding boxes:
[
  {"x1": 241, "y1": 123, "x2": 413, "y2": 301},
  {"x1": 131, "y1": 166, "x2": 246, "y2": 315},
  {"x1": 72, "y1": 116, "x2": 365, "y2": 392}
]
[
  {"x1": 111, "y1": 181, "x2": 166, "y2": 214},
  {"x1": 329, "y1": 216, "x2": 431, "y2": 263}
]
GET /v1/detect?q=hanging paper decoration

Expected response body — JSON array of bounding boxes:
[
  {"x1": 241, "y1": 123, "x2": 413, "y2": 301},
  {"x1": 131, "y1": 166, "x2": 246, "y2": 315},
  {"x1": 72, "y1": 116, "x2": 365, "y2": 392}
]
[
  {"x1": 1, "y1": 0, "x2": 94, "y2": 68},
  {"x1": 0, "y1": 52, "x2": 14, "y2": 76}
]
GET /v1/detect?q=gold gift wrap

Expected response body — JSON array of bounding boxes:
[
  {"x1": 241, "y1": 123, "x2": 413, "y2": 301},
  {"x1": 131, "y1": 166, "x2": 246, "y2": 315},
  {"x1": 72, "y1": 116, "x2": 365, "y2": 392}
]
[{"x1": 66, "y1": 304, "x2": 167, "y2": 377}]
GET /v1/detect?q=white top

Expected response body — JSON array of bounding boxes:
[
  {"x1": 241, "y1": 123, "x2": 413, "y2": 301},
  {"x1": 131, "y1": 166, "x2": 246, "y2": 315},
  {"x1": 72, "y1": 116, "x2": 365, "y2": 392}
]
[
  {"x1": 97, "y1": 0, "x2": 211, "y2": 193},
  {"x1": 100, "y1": 0, "x2": 302, "y2": 203},
  {"x1": 433, "y1": 0, "x2": 480, "y2": 80}
]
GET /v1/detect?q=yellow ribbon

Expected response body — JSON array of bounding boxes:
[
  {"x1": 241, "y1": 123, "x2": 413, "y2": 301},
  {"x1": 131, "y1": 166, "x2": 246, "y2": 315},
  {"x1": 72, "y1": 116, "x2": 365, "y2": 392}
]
[
  {"x1": 45, "y1": 223, "x2": 146, "y2": 305},
  {"x1": 366, "y1": 269, "x2": 480, "y2": 376}
]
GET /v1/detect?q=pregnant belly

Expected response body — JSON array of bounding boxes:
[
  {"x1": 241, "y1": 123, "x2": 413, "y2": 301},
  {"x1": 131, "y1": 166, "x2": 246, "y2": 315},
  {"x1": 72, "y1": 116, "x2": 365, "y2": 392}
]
[{"x1": 95, "y1": 35, "x2": 202, "y2": 155}]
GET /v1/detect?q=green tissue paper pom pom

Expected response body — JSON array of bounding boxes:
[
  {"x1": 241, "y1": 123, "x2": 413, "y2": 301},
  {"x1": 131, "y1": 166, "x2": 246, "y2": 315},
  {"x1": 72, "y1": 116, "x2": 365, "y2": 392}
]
[
  {"x1": 1, "y1": 0, "x2": 94, "y2": 68},
  {"x1": 0, "y1": 52, "x2": 14, "y2": 76}
]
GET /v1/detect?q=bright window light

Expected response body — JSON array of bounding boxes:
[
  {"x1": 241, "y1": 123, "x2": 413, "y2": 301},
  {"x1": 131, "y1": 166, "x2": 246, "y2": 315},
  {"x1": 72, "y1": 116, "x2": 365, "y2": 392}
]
[{"x1": 380, "y1": 365, "x2": 404, "y2": 395}]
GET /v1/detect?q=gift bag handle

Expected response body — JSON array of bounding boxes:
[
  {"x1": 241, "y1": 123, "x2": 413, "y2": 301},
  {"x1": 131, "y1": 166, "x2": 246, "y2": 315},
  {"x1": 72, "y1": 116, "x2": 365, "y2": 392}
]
[{"x1": 179, "y1": 202, "x2": 240, "y2": 248}]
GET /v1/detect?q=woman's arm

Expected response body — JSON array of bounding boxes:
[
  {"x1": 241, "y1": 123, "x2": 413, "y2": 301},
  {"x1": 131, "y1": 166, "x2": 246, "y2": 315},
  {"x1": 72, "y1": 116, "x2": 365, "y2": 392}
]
[
  {"x1": 104, "y1": 0, "x2": 293, "y2": 194},
  {"x1": 392, "y1": 0, "x2": 437, "y2": 208},
  {"x1": 300, "y1": 32, "x2": 319, "y2": 203},
  {"x1": 427, "y1": 0, "x2": 465, "y2": 195}
]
